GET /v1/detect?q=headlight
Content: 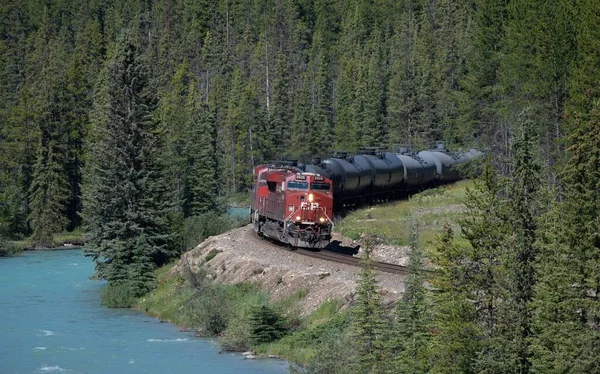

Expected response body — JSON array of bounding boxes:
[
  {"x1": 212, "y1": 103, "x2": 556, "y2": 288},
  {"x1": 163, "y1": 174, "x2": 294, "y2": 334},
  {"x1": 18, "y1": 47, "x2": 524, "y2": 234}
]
[
  {"x1": 308, "y1": 193, "x2": 314, "y2": 202},
  {"x1": 296, "y1": 216, "x2": 301, "y2": 221},
  {"x1": 319, "y1": 217, "x2": 325, "y2": 223}
]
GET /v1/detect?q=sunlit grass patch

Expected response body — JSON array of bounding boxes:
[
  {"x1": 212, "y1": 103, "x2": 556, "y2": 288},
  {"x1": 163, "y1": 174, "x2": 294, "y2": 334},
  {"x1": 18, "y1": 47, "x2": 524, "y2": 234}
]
[{"x1": 335, "y1": 180, "x2": 473, "y2": 250}]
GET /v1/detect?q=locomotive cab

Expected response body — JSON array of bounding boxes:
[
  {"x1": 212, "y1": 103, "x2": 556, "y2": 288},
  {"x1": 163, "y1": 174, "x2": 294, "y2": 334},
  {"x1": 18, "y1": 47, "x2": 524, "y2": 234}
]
[{"x1": 251, "y1": 170, "x2": 334, "y2": 249}]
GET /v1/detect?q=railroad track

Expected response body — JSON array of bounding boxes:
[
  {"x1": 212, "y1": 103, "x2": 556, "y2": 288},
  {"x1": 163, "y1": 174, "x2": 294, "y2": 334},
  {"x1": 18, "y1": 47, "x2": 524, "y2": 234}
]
[
  {"x1": 249, "y1": 229, "x2": 435, "y2": 276},
  {"x1": 296, "y1": 248, "x2": 414, "y2": 275}
]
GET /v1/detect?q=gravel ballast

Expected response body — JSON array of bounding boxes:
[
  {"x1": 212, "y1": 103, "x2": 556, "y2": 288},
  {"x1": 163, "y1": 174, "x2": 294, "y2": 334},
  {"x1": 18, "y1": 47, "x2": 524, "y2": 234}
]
[{"x1": 172, "y1": 225, "x2": 408, "y2": 314}]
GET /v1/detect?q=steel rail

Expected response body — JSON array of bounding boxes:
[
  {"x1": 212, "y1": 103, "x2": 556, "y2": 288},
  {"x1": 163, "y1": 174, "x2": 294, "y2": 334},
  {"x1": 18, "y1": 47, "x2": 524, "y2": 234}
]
[{"x1": 248, "y1": 228, "x2": 436, "y2": 276}]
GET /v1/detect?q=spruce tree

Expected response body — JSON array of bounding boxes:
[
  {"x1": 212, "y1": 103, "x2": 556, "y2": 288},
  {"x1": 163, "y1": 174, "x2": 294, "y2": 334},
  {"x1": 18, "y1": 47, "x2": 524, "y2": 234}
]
[
  {"x1": 430, "y1": 161, "x2": 509, "y2": 373},
  {"x1": 29, "y1": 139, "x2": 69, "y2": 247},
  {"x1": 389, "y1": 219, "x2": 431, "y2": 374},
  {"x1": 183, "y1": 81, "x2": 218, "y2": 216},
  {"x1": 502, "y1": 114, "x2": 542, "y2": 374},
  {"x1": 351, "y1": 236, "x2": 387, "y2": 373},
  {"x1": 530, "y1": 100, "x2": 600, "y2": 373},
  {"x1": 249, "y1": 304, "x2": 287, "y2": 345},
  {"x1": 83, "y1": 31, "x2": 175, "y2": 298},
  {"x1": 28, "y1": 29, "x2": 71, "y2": 248},
  {"x1": 430, "y1": 225, "x2": 481, "y2": 374}
]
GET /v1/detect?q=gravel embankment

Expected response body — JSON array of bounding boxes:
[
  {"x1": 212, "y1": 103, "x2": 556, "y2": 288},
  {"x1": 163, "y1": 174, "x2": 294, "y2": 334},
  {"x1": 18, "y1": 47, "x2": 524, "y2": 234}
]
[{"x1": 172, "y1": 225, "x2": 407, "y2": 315}]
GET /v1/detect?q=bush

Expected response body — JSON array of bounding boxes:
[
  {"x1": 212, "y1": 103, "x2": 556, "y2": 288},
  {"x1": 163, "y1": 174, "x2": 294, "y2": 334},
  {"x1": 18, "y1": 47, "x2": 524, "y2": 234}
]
[
  {"x1": 0, "y1": 237, "x2": 22, "y2": 257},
  {"x1": 183, "y1": 212, "x2": 247, "y2": 250},
  {"x1": 249, "y1": 304, "x2": 288, "y2": 344},
  {"x1": 221, "y1": 287, "x2": 268, "y2": 351},
  {"x1": 185, "y1": 286, "x2": 231, "y2": 336},
  {"x1": 101, "y1": 283, "x2": 138, "y2": 308}
]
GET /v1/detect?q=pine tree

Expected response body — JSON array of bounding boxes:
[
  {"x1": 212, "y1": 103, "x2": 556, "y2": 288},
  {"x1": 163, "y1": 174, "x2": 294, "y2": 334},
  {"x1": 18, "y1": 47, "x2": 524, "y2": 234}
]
[
  {"x1": 355, "y1": 28, "x2": 386, "y2": 147},
  {"x1": 83, "y1": 31, "x2": 176, "y2": 298},
  {"x1": 28, "y1": 27, "x2": 71, "y2": 248},
  {"x1": 291, "y1": 73, "x2": 317, "y2": 158},
  {"x1": 430, "y1": 225, "x2": 481, "y2": 374},
  {"x1": 159, "y1": 61, "x2": 192, "y2": 214},
  {"x1": 430, "y1": 161, "x2": 509, "y2": 373},
  {"x1": 183, "y1": 80, "x2": 218, "y2": 216},
  {"x1": 29, "y1": 138, "x2": 69, "y2": 247},
  {"x1": 567, "y1": 0, "x2": 600, "y2": 120},
  {"x1": 388, "y1": 219, "x2": 431, "y2": 374},
  {"x1": 351, "y1": 235, "x2": 387, "y2": 373},
  {"x1": 501, "y1": 112, "x2": 542, "y2": 374},
  {"x1": 530, "y1": 100, "x2": 600, "y2": 373},
  {"x1": 249, "y1": 304, "x2": 287, "y2": 345},
  {"x1": 386, "y1": 0, "x2": 422, "y2": 150}
]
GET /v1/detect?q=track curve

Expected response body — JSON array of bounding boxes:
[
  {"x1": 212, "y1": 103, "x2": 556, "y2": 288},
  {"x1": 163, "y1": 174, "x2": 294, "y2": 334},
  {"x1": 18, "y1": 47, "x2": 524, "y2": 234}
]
[{"x1": 246, "y1": 228, "x2": 435, "y2": 276}]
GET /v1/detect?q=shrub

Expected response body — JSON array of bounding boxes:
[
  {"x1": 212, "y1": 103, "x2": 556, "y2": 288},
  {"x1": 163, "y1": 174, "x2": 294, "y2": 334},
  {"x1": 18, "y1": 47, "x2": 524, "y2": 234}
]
[
  {"x1": 0, "y1": 236, "x2": 22, "y2": 257},
  {"x1": 101, "y1": 283, "x2": 138, "y2": 308},
  {"x1": 249, "y1": 304, "x2": 288, "y2": 345},
  {"x1": 183, "y1": 212, "x2": 247, "y2": 250},
  {"x1": 220, "y1": 287, "x2": 269, "y2": 351},
  {"x1": 185, "y1": 286, "x2": 231, "y2": 336}
]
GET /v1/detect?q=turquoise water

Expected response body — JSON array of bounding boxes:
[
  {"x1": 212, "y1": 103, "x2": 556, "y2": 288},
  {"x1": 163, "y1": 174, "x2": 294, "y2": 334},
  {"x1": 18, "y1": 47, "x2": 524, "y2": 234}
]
[
  {"x1": 227, "y1": 207, "x2": 249, "y2": 218},
  {"x1": 0, "y1": 249, "x2": 288, "y2": 374}
]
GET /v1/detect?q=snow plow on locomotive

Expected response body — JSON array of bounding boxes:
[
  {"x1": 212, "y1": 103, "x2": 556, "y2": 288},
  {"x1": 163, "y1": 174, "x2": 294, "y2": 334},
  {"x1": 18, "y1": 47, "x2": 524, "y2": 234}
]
[{"x1": 250, "y1": 164, "x2": 334, "y2": 249}]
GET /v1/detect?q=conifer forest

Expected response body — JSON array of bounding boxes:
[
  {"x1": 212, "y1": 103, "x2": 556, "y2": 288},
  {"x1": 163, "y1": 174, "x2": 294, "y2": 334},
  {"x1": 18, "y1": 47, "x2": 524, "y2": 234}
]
[{"x1": 1, "y1": 0, "x2": 600, "y2": 372}]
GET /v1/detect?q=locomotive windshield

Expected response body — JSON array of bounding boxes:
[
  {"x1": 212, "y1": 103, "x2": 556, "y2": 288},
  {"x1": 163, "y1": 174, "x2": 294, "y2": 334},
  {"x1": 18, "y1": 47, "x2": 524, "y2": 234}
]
[
  {"x1": 288, "y1": 181, "x2": 308, "y2": 190},
  {"x1": 311, "y1": 183, "x2": 331, "y2": 191}
]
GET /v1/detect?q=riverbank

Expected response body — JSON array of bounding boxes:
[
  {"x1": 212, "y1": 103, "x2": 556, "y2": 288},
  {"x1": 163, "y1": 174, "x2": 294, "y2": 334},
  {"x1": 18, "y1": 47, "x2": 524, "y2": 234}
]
[
  {"x1": 6, "y1": 229, "x2": 85, "y2": 253},
  {"x1": 136, "y1": 261, "x2": 350, "y2": 365}
]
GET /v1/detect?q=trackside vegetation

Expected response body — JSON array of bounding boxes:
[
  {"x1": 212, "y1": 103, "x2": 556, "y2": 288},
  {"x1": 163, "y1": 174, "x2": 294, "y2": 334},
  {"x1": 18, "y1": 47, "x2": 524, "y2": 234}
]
[{"x1": 336, "y1": 180, "x2": 472, "y2": 248}]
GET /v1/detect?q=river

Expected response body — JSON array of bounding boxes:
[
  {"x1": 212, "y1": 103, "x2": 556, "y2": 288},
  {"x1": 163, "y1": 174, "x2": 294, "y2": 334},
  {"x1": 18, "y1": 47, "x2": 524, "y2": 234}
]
[{"x1": 0, "y1": 249, "x2": 288, "y2": 374}]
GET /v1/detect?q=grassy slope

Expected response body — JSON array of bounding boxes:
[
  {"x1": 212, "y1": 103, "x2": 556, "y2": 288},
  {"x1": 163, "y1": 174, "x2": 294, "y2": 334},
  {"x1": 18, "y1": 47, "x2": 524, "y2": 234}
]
[
  {"x1": 137, "y1": 263, "x2": 348, "y2": 365},
  {"x1": 335, "y1": 180, "x2": 473, "y2": 249}
]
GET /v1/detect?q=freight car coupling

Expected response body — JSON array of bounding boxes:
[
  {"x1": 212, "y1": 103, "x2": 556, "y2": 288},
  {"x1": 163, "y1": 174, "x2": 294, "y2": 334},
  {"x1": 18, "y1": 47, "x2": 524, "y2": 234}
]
[{"x1": 250, "y1": 144, "x2": 482, "y2": 249}]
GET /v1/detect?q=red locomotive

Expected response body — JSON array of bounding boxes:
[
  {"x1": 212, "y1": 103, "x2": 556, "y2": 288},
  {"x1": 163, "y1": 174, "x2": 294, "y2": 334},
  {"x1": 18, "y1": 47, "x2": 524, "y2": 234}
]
[{"x1": 250, "y1": 164, "x2": 334, "y2": 249}]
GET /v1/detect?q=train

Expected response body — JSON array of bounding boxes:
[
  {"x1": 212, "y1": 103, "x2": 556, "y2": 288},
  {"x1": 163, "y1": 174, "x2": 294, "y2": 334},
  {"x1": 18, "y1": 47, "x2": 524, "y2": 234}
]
[{"x1": 250, "y1": 144, "x2": 482, "y2": 249}]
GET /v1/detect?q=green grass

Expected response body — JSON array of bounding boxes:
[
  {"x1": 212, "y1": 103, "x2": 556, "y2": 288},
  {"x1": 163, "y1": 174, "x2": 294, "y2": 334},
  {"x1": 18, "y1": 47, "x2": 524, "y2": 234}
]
[
  {"x1": 0, "y1": 238, "x2": 22, "y2": 256},
  {"x1": 135, "y1": 264, "x2": 189, "y2": 324},
  {"x1": 137, "y1": 262, "x2": 351, "y2": 364},
  {"x1": 253, "y1": 300, "x2": 348, "y2": 364},
  {"x1": 10, "y1": 228, "x2": 86, "y2": 250},
  {"x1": 335, "y1": 180, "x2": 473, "y2": 249}
]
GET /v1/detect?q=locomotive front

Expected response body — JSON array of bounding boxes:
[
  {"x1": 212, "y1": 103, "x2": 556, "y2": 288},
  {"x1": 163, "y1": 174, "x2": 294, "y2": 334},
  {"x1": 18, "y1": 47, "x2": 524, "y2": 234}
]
[
  {"x1": 282, "y1": 172, "x2": 334, "y2": 248},
  {"x1": 251, "y1": 168, "x2": 334, "y2": 249}
]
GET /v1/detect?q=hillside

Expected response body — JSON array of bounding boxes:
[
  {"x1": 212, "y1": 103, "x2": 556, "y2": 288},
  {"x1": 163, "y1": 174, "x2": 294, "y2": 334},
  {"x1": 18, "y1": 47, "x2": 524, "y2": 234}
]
[{"x1": 336, "y1": 180, "x2": 472, "y2": 249}]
